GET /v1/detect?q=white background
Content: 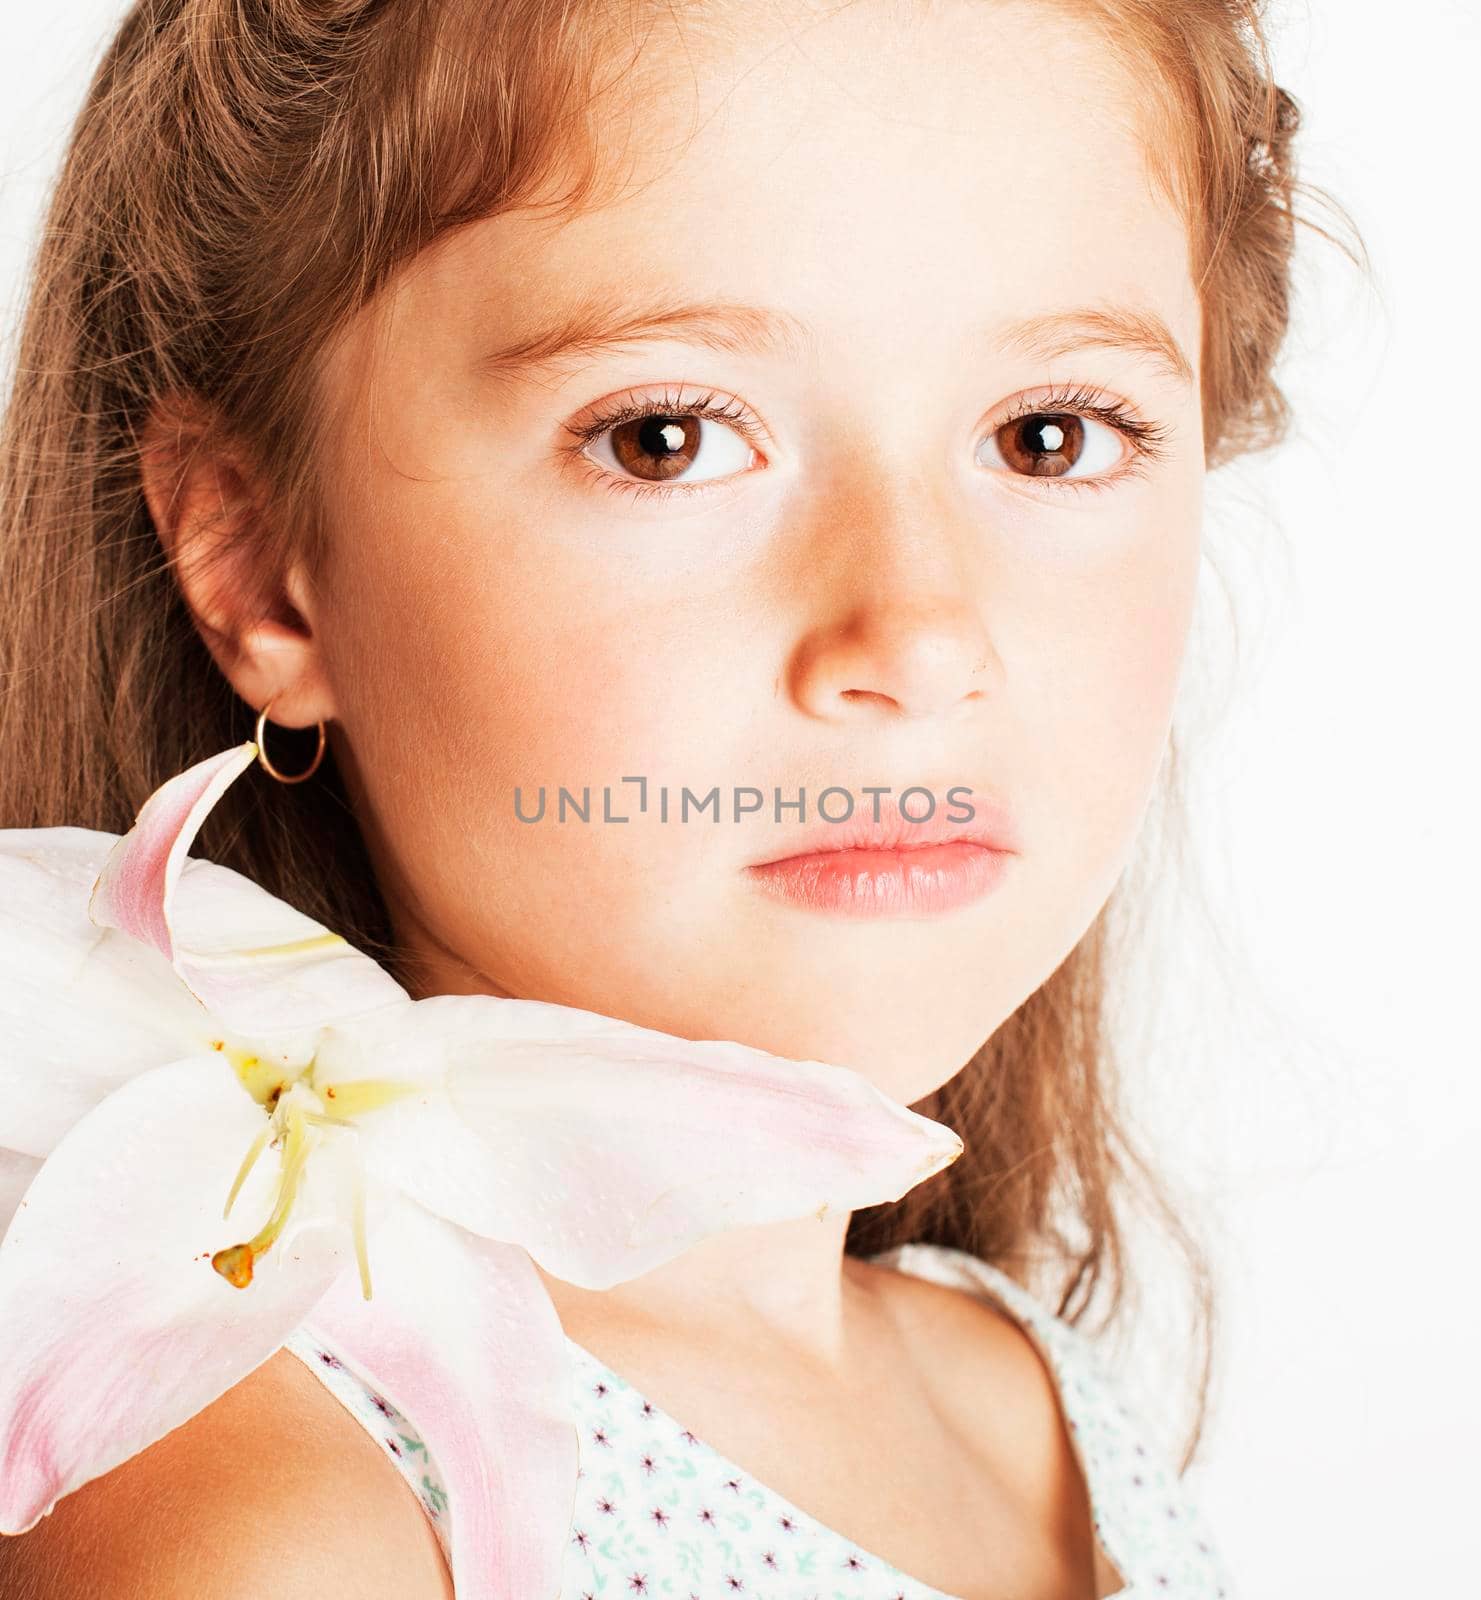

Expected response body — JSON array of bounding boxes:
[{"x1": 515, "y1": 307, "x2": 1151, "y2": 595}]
[{"x1": 2, "y1": 3, "x2": 1475, "y2": 1595}]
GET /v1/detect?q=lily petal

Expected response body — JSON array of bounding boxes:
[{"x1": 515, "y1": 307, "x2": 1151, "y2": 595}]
[
  {"x1": 0, "y1": 1055, "x2": 350, "y2": 1533},
  {"x1": 0, "y1": 829, "x2": 217, "y2": 1156},
  {"x1": 85, "y1": 743, "x2": 254, "y2": 958},
  {"x1": 0, "y1": 1149, "x2": 43, "y2": 1242},
  {"x1": 318, "y1": 993, "x2": 964, "y2": 1289},
  {"x1": 299, "y1": 1196, "x2": 577, "y2": 1600},
  {"x1": 86, "y1": 743, "x2": 408, "y2": 1042}
]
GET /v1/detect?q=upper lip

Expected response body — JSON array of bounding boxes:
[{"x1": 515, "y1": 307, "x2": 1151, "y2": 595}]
[{"x1": 748, "y1": 788, "x2": 1021, "y2": 865}]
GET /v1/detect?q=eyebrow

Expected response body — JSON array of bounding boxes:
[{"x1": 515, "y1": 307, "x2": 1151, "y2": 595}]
[
  {"x1": 478, "y1": 295, "x2": 1195, "y2": 389},
  {"x1": 997, "y1": 305, "x2": 1196, "y2": 390}
]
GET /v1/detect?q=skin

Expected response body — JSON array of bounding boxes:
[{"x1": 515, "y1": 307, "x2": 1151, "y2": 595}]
[{"x1": 144, "y1": 0, "x2": 1202, "y2": 1587}]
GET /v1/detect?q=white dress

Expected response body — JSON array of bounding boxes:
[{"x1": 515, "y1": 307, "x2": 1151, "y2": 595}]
[{"x1": 283, "y1": 1239, "x2": 1234, "y2": 1598}]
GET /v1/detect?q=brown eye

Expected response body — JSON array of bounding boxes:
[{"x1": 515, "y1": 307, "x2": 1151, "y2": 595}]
[
  {"x1": 608, "y1": 414, "x2": 702, "y2": 482},
  {"x1": 999, "y1": 414, "x2": 1083, "y2": 477},
  {"x1": 584, "y1": 408, "x2": 755, "y2": 488},
  {"x1": 979, "y1": 411, "x2": 1125, "y2": 482}
]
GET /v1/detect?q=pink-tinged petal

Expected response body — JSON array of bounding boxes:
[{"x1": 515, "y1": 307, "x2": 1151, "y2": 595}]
[
  {"x1": 0, "y1": 1056, "x2": 351, "y2": 1533},
  {"x1": 0, "y1": 829, "x2": 217, "y2": 1157},
  {"x1": 86, "y1": 743, "x2": 407, "y2": 1042},
  {"x1": 297, "y1": 1197, "x2": 577, "y2": 1600},
  {"x1": 86, "y1": 743, "x2": 255, "y2": 960},
  {"x1": 319, "y1": 993, "x2": 964, "y2": 1290}
]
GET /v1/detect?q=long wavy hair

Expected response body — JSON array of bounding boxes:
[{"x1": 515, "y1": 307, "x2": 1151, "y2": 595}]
[{"x1": 0, "y1": 0, "x2": 1362, "y2": 1467}]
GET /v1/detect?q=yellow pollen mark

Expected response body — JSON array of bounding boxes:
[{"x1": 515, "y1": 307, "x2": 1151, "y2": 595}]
[
  {"x1": 213, "y1": 1039, "x2": 286, "y2": 1107},
  {"x1": 315, "y1": 1078, "x2": 421, "y2": 1119}
]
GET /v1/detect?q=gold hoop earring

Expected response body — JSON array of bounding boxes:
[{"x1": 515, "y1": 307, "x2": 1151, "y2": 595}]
[{"x1": 254, "y1": 698, "x2": 326, "y2": 784}]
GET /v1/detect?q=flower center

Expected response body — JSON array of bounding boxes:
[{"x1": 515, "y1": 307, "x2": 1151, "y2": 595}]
[{"x1": 208, "y1": 1039, "x2": 419, "y2": 1299}]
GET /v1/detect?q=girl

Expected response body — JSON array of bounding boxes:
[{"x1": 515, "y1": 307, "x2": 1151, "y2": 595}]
[{"x1": 0, "y1": 1, "x2": 1344, "y2": 1595}]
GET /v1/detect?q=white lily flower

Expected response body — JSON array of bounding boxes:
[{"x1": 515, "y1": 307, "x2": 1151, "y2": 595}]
[{"x1": 0, "y1": 742, "x2": 963, "y2": 1598}]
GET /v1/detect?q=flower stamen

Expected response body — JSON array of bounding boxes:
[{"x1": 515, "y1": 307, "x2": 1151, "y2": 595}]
[
  {"x1": 221, "y1": 1122, "x2": 273, "y2": 1221},
  {"x1": 350, "y1": 1151, "x2": 372, "y2": 1302},
  {"x1": 212, "y1": 1065, "x2": 419, "y2": 1296},
  {"x1": 212, "y1": 1102, "x2": 316, "y2": 1289}
]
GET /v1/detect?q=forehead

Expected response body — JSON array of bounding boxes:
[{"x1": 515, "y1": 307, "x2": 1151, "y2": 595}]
[{"x1": 373, "y1": 0, "x2": 1198, "y2": 383}]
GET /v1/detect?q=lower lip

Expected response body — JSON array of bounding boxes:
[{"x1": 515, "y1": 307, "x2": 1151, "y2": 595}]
[{"x1": 745, "y1": 841, "x2": 1013, "y2": 917}]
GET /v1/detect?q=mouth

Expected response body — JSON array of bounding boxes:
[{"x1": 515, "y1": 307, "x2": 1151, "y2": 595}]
[{"x1": 744, "y1": 835, "x2": 1016, "y2": 918}]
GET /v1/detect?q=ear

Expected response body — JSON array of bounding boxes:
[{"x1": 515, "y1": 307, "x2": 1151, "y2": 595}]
[{"x1": 138, "y1": 395, "x2": 338, "y2": 728}]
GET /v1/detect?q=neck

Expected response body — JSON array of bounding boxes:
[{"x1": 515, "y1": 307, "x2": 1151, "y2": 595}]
[{"x1": 534, "y1": 1209, "x2": 889, "y2": 1375}]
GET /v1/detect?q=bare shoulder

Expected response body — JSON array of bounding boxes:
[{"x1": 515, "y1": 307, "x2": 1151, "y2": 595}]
[
  {"x1": 862, "y1": 1256, "x2": 1089, "y2": 1501},
  {"x1": 849, "y1": 1254, "x2": 1101, "y2": 1594},
  {"x1": 0, "y1": 1347, "x2": 453, "y2": 1600}
]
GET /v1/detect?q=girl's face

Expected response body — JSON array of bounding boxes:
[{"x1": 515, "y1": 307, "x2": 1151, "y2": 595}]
[{"x1": 307, "y1": 0, "x2": 1204, "y2": 1106}]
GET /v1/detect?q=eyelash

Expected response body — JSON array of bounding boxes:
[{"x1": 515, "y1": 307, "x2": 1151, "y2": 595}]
[
  {"x1": 560, "y1": 381, "x2": 1173, "y2": 502},
  {"x1": 560, "y1": 388, "x2": 764, "y2": 503}
]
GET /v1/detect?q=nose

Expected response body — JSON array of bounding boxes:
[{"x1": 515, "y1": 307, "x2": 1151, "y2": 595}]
[{"x1": 785, "y1": 487, "x2": 999, "y2": 724}]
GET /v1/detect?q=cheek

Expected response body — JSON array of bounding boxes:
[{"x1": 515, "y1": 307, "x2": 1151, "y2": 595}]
[
  {"x1": 331, "y1": 481, "x2": 730, "y2": 770},
  {"x1": 1016, "y1": 493, "x2": 1202, "y2": 891},
  {"x1": 415, "y1": 561, "x2": 728, "y2": 792},
  {"x1": 318, "y1": 491, "x2": 755, "y2": 970}
]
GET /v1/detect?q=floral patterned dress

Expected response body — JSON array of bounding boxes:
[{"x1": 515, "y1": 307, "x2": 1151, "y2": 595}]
[{"x1": 282, "y1": 1240, "x2": 1233, "y2": 1598}]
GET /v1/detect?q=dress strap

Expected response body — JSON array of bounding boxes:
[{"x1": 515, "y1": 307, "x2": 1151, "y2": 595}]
[
  {"x1": 867, "y1": 1241, "x2": 1234, "y2": 1600},
  {"x1": 280, "y1": 1325, "x2": 452, "y2": 1563}
]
